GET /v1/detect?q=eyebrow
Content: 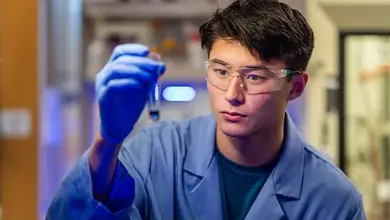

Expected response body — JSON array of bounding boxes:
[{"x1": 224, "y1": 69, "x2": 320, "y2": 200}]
[
  {"x1": 210, "y1": 58, "x2": 230, "y2": 66},
  {"x1": 210, "y1": 58, "x2": 269, "y2": 69},
  {"x1": 245, "y1": 64, "x2": 269, "y2": 69}
]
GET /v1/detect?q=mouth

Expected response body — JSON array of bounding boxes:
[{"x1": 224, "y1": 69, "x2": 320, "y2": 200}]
[
  {"x1": 220, "y1": 111, "x2": 247, "y2": 122},
  {"x1": 221, "y1": 111, "x2": 247, "y2": 117}
]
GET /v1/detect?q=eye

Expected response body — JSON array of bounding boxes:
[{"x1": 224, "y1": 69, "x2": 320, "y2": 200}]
[
  {"x1": 247, "y1": 74, "x2": 267, "y2": 81},
  {"x1": 214, "y1": 69, "x2": 229, "y2": 77},
  {"x1": 244, "y1": 68, "x2": 274, "y2": 82}
]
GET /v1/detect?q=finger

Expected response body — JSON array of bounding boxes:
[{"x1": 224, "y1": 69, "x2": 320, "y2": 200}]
[
  {"x1": 102, "y1": 64, "x2": 156, "y2": 87},
  {"x1": 110, "y1": 44, "x2": 150, "y2": 61},
  {"x1": 113, "y1": 56, "x2": 166, "y2": 76}
]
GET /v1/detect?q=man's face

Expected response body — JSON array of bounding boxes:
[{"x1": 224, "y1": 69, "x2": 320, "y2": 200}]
[{"x1": 207, "y1": 39, "x2": 308, "y2": 138}]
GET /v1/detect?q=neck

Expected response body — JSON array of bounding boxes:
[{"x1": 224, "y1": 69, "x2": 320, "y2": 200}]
[{"x1": 216, "y1": 116, "x2": 285, "y2": 167}]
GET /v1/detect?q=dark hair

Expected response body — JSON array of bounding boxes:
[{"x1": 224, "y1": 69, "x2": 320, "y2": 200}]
[{"x1": 199, "y1": 0, "x2": 314, "y2": 71}]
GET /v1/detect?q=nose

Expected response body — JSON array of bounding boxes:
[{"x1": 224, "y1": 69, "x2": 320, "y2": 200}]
[{"x1": 224, "y1": 76, "x2": 245, "y2": 106}]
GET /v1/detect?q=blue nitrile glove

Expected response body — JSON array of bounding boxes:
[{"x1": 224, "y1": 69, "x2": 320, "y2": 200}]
[{"x1": 95, "y1": 44, "x2": 166, "y2": 144}]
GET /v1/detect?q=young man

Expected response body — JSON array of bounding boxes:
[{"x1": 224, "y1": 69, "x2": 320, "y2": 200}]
[{"x1": 47, "y1": 0, "x2": 366, "y2": 219}]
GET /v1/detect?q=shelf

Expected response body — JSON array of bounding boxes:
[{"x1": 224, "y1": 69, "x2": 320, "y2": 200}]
[
  {"x1": 359, "y1": 63, "x2": 390, "y2": 82},
  {"x1": 84, "y1": 2, "x2": 219, "y2": 19},
  {"x1": 84, "y1": 59, "x2": 206, "y2": 83}
]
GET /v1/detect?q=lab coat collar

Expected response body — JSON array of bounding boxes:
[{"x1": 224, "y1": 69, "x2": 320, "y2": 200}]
[
  {"x1": 272, "y1": 113, "x2": 305, "y2": 199},
  {"x1": 183, "y1": 112, "x2": 305, "y2": 200},
  {"x1": 183, "y1": 114, "x2": 217, "y2": 177}
]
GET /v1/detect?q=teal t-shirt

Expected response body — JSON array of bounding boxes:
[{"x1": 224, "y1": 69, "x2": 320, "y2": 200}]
[{"x1": 216, "y1": 148, "x2": 276, "y2": 220}]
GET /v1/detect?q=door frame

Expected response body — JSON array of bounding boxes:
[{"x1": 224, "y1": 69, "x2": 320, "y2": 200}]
[{"x1": 338, "y1": 31, "x2": 390, "y2": 174}]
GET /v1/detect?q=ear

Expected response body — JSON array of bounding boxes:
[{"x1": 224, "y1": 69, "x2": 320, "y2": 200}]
[{"x1": 287, "y1": 72, "x2": 308, "y2": 101}]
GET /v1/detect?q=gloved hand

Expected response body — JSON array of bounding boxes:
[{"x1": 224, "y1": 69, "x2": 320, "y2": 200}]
[{"x1": 95, "y1": 44, "x2": 166, "y2": 144}]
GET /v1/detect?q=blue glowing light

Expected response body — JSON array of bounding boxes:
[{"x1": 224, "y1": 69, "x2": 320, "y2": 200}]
[{"x1": 162, "y1": 86, "x2": 197, "y2": 102}]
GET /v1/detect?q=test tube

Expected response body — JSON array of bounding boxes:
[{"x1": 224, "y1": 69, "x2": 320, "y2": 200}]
[{"x1": 148, "y1": 53, "x2": 162, "y2": 122}]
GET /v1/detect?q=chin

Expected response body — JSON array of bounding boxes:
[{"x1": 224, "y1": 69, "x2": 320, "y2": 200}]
[{"x1": 217, "y1": 120, "x2": 254, "y2": 138}]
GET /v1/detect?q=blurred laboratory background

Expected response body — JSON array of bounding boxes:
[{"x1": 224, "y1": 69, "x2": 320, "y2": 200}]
[{"x1": 1, "y1": 0, "x2": 390, "y2": 219}]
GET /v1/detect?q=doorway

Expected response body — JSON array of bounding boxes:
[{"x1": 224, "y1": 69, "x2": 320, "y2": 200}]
[{"x1": 339, "y1": 32, "x2": 390, "y2": 220}]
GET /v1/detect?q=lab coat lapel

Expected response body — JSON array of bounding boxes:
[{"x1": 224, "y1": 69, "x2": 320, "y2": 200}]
[
  {"x1": 245, "y1": 113, "x2": 305, "y2": 220},
  {"x1": 183, "y1": 115, "x2": 223, "y2": 220},
  {"x1": 244, "y1": 176, "x2": 285, "y2": 220},
  {"x1": 189, "y1": 158, "x2": 223, "y2": 220}
]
